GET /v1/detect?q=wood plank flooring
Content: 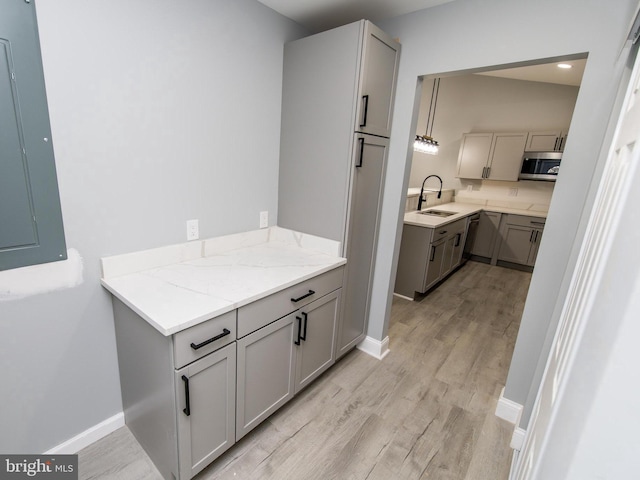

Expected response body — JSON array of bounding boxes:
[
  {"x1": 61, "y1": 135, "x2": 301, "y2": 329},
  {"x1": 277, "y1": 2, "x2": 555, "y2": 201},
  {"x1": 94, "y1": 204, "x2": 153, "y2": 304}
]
[{"x1": 78, "y1": 261, "x2": 530, "y2": 480}]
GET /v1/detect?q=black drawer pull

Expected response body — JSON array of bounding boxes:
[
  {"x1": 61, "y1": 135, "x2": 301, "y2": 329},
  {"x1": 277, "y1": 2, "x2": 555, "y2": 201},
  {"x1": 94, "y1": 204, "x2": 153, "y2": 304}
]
[
  {"x1": 294, "y1": 316, "x2": 302, "y2": 346},
  {"x1": 182, "y1": 375, "x2": 191, "y2": 416},
  {"x1": 455, "y1": 233, "x2": 462, "y2": 247},
  {"x1": 190, "y1": 328, "x2": 231, "y2": 350},
  {"x1": 430, "y1": 245, "x2": 436, "y2": 262},
  {"x1": 300, "y1": 312, "x2": 308, "y2": 341},
  {"x1": 291, "y1": 290, "x2": 315, "y2": 303},
  {"x1": 360, "y1": 94, "x2": 369, "y2": 127}
]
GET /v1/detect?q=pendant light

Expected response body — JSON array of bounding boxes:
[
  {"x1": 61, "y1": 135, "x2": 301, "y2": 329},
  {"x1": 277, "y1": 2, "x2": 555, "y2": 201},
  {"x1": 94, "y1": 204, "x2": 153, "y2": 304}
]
[{"x1": 414, "y1": 78, "x2": 441, "y2": 155}]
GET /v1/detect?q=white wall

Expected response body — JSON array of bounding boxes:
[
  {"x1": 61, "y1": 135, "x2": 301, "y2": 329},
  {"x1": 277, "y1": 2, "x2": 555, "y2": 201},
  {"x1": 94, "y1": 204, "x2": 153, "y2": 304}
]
[
  {"x1": 409, "y1": 74, "x2": 579, "y2": 208},
  {"x1": 0, "y1": 0, "x2": 306, "y2": 453},
  {"x1": 373, "y1": 0, "x2": 637, "y2": 422}
]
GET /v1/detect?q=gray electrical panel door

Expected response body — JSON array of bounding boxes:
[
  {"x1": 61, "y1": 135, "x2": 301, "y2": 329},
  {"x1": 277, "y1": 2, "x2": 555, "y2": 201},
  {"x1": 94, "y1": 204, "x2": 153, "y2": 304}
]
[{"x1": 0, "y1": 0, "x2": 66, "y2": 270}]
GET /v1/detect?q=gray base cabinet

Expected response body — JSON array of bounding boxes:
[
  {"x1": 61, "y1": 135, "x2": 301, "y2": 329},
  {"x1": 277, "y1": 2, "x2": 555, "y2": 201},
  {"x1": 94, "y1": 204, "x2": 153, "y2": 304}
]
[
  {"x1": 471, "y1": 211, "x2": 502, "y2": 260},
  {"x1": 112, "y1": 266, "x2": 344, "y2": 480},
  {"x1": 235, "y1": 267, "x2": 343, "y2": 440},
  {"x1": 394, "y1": 218, "x2": 468, "y2": 298},
  {"x1": 497, "y1": 214, "x2": 545, "y2": 267}
]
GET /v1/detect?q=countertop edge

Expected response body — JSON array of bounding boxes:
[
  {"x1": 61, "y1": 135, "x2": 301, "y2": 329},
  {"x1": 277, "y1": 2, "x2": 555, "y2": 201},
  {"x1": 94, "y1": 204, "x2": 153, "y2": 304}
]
[{"x1": 101, "y1": 257, "x2": 347, "y2": 337}]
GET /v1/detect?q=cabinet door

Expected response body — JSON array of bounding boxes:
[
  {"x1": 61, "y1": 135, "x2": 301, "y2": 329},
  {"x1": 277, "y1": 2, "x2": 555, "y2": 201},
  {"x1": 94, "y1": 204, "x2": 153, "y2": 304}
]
[
  {"x1": 236, "y1": 314, "x2": 296, "y2": 440},
  {"x1": 357, "y1": 22, "x2": 400, "y2": 137},
  {"x1": 337, "y1": 134, "x2": 388, "y2": 358},
  {"x1": 525, "y1": 131, "x2": 562, "y2": 152},
  {"x1": 528, "y1": 228, "x2": 544, "y2": 266},
  {"x1": 487, "y1": 132, "x2": 528, "y2": 181},
  {"x1": 497, "y1": 224, "x2": 536, "y2": 265},
  {"x1": 423, "y1": 239, "x2": 446, "y2": 292},
  {"x1": 472, "y1": 211, "x2": 501, "y2": 258},
  {"x1": 450, "y1": 228, "x2": 466, "y2": 271},
  {"x1": 175, "y1": 342, "x2": 236, "y2": 480},
  {"x1": 441, "y1": 235, "x2": 456, "y2": 278},
  {"x1": 456, "y1": 133, "x2": 493, "y2": 179},
  {"x1": 294, "y1": 290, "x2": 340, "y2": 393}
]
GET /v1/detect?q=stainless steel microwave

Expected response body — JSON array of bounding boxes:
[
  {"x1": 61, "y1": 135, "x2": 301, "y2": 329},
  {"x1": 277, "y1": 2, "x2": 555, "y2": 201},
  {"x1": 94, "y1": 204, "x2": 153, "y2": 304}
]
[{"x1": 519, "y1": 151, "x2": 562, "y2": 181}]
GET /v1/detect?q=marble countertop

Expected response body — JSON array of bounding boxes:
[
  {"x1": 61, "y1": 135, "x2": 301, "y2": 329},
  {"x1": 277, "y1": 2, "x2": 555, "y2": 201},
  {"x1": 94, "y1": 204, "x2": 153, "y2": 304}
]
[
  {"x1": 403, "y1": 202, "x2": 547, "y2": 228},
  {"x1": 100, "y1": 227, "x2": 346, "y2": 336}
]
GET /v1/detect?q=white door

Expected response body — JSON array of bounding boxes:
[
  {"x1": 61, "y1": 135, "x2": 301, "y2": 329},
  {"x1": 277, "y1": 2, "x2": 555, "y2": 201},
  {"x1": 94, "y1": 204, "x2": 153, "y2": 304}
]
[{"x1": 512, "y1": 39, "x2": 640, "y2": 480}]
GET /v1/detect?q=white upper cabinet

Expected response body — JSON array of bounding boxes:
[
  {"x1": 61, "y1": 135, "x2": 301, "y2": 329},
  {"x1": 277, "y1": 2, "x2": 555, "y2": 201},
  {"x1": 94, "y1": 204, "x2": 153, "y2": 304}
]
[
  {"x1": 457, "y1": 132, "x2": 528, "y2": 181},
  {"x1": 525, "y1": 130, "x2": 568, "y2": 152},
  {"x1": 356, "y1": 22, "x2": 400, "y2": 137}
]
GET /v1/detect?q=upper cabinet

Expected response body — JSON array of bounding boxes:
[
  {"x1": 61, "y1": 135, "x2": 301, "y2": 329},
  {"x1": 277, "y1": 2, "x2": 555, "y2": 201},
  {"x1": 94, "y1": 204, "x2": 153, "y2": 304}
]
[
  {"x1": 525, "y1": 130, "x2": 568, "y2": 152},
  {"x1": 357, "y1": 23, "x2": 401, "y2": 137},
  {"x1": 456, "y1": 132, "x2": 528, "y2": 181}
]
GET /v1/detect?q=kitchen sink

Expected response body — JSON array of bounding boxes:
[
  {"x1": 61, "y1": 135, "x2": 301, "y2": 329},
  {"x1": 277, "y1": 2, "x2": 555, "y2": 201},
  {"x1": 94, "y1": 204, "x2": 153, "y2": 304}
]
[{"x1": 418, "y1": 209, "x2": 456, "y2": 217}]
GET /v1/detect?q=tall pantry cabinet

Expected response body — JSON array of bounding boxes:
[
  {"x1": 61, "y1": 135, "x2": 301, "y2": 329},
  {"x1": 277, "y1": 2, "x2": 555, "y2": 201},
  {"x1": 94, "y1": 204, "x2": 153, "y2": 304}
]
[{"x1": 278, "y1": 20, "x2": 400, "y2": 358}]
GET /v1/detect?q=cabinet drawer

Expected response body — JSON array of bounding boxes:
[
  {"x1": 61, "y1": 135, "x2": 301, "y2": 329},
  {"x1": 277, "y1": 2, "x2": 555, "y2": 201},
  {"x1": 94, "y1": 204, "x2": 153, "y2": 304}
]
[
  {"x1": 433, "y1": 218, "x2": 466, "y2": 242},
  {"x1": 173, "y1": 310, "x2": 236, "y2": 369},
  {"x1": 504, "y1": 214, "x2": 546, "y2": 228},
  {"x1": 237, "y1": 266, "x2": 344, "y2": 338}
]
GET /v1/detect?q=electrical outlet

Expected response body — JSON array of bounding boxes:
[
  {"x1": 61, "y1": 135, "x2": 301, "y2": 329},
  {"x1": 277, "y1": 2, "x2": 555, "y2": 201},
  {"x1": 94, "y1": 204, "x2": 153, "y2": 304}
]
[
  {"x1": 259, "y1": 211, "x2": 268, "y2": 229},
  {"x1": 186, "y1": 219, "x2": 199, "y2": 241},
  {"x1": 466, "y1": 184, "x2": 473, "y2": 192},
  {"x1": 508, "y1": 188, "x2": 519, "y2": 197}
]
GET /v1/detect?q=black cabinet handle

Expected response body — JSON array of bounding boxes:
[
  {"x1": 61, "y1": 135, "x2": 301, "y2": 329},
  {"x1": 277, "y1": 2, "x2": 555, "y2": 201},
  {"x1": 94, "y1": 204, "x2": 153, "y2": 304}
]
[
  {"x1": 530, "y1": 221, "x2": 545, "y2": 226},
  {"x1": 360, "y1": 95, "x2": 369, "y2": 127},
  {"x1": 534, "y1": 230, "x2": 540, "y2": 243},
  {"x1": 294, "y1": 316, "x2": 302, "y2": 346},
  {"x1": 300, "y1": 312, "x2": 308, "y2": 341},
  {"x1": 291, "y1": 290, "x2": 315, "y2": 303},
  {"x1": 455, "y1": 233, "x2": 462, "y2": 247},
  {"x1": 430, "y1": 245, "x2": 436, "y2": 262},
  {"x1": 356, "y1": 137, "x2": 364, "y2": 167},
  {"x1": 182, "y1": 375, "x2": 191, "y2": 416},
  {"x1": 190, "y1": 328, "x2": 231, "y2": 350},
  {"x1": 554, "y1": 137, "x2": 559, "y2": 150},
  {"x1": 439, "y1": 230, "x2": 448, "y2": 235},
  {"x1": 530, "y1": 230, "x2": 535, "y2": 243},
  {"x1": 486, "y1": 167, "x2": 491, "y2": 178},
  {"x1": 558, "y1": 137, "x2": 564, "y2": 150}
]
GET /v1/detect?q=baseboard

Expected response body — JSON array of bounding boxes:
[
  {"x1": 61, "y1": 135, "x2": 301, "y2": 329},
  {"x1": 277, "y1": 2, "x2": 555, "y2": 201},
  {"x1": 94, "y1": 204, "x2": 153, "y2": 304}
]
[
  {"x1": 495, "y1": 387, "x2": 523, "y2": 425},
  {"x1": 357, "y1": 335, "x2": 390, "y2": 360},
  {"x1": 510, "y1": 427, "x2": 526, "y2": 450},
  {"x1": 392, "y1": 292, "x2": 414, "y2": 301},
  {"x1": 44, "y1": 412, "x2": 124, "y2": 454}
]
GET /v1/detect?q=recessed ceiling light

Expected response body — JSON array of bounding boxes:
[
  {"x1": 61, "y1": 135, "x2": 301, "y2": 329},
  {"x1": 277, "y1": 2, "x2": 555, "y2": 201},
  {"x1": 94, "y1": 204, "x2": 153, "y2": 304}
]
[{"x1": 557, "y1": 63, "x2": 572, "y2": 69}]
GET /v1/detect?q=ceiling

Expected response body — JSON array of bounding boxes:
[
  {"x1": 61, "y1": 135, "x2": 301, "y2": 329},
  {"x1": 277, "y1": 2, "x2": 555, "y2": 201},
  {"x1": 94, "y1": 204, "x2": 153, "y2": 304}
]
[
  {"x1": 257, "y1": 0, "x2": 586, "y2": 87},
  {"x1": 256, "y1": 0, "x2": 455, "y2": 33},
  {"x1": 477, "y1": 59, "x2": 586, "y2": 87}
]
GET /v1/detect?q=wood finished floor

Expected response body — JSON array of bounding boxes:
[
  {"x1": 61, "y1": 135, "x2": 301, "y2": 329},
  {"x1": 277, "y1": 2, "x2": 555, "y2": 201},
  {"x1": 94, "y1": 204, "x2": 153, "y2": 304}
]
[{"x1": 78, "y1": 261, "x2": 531, "y2": 480}]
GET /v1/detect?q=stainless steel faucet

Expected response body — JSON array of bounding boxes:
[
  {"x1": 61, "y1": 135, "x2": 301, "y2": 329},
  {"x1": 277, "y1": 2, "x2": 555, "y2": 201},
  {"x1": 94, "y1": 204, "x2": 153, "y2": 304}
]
[{"x1": 417, "y1": 175, "x2": 443, "y2": 211}]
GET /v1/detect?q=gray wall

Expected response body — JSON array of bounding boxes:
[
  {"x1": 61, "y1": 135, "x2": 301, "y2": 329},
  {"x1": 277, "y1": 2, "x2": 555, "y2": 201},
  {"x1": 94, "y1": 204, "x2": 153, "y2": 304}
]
[
  {"x1": 371, "y1": 0, "x2": 637, "y2": 421},
  {"x1": 0, "y1": 0, "x2": 306, "y2": 453}
]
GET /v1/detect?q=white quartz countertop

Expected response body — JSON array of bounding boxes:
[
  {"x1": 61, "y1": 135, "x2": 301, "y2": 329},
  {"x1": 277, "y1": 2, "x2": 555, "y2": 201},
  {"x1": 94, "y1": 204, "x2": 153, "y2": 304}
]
[
  {"x1": 403, "y1": 202, "x2": 547, "y2": 228},
  {"x1": 100, "y1": 227, "x2": 346, "y2": 336}
]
